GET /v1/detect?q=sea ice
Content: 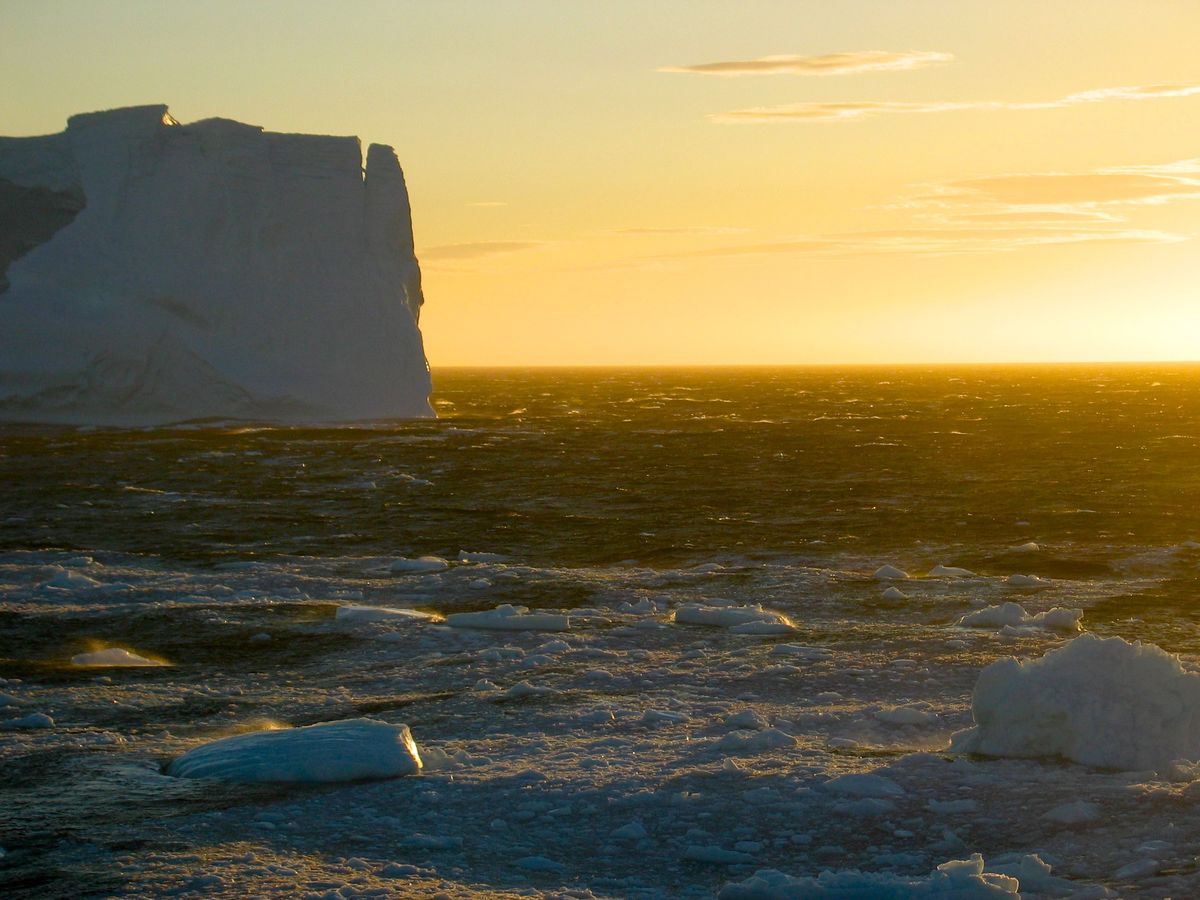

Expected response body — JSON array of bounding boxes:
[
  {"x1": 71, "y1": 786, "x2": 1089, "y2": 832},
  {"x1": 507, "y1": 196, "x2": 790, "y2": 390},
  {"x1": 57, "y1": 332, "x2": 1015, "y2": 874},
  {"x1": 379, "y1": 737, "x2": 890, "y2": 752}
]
[
  {"x1": 928, "y1": 564, "x2": 976, "y2": 577},
  {"x1": 873, "y1": 565, "x2": 909, "y2": 580},
  {"x1": 389, "y1": 556, "x2": 449, "y2": 573},
  {"x1": 951, "y1": 633, "x2": 1200, "y2": 770},
  {"x1": 881, "y1": 586, "x2": 908, "y2": 601},
  {"x1": 719, "y1": 854, "x2": 1020, "y2": 898},
  {"x1": 1, "y1": 712, "x2": 54, "y2": 729},
  {"x1": 334, "y1": 605, "x2": 442, "y2": 623},
  {"x1": 821, "y1": 773, "x2": 905, "y2": 798},
  {"x1": 956, "y1": 602, "x2": 1082, "y2": 633},
  {"x1": 167, "y1": 718, "x2": 422, "y2": 783},
  {"x1": 72, "y1": 648, "x2": 167, "y2": 667},
  {"x1": 445, "y1": 604, "x2": 570, "y2": 632},
  {"x1": 1005, "y1": 573, "x2": 1050, "y2": 587},
  {"x1": 673, "y1": 603, "x2": 794, "y2": 633}
]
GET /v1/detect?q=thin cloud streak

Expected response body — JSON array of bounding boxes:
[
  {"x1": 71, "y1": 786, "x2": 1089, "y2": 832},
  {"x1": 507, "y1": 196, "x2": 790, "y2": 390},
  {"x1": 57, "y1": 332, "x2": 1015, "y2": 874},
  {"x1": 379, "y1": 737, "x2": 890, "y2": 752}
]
[
  {"x1": 420, "y1": 240, "x2": 545, "y2": 261},
  {"x1": 660, "y1": 50, "x2": 952, "y2": 77},
  {"x1": 714, "y1": 82, "x2": 1200, "y2": 123}
]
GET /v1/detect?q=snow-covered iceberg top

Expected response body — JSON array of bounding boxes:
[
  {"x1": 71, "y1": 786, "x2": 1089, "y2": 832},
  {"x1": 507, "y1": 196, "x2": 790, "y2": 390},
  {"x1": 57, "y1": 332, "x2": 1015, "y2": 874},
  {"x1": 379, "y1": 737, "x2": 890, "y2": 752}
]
[
  {"x1": 167, "y1": 718, "x2": 422, "y2": 783},
  {"x1": 952, "y1": 633, "x2": 1200, "y2": 770},
  {"x1": 0, "y1": 105, "x2": 432, "y2": 425}
]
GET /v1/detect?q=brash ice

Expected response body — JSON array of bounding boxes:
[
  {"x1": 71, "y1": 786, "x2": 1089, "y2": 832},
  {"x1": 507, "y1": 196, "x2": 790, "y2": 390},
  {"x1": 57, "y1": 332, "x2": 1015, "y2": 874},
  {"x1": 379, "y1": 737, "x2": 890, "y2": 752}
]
[{"x1": 0, "y1": 105, "x2": 432, "y2": 424}]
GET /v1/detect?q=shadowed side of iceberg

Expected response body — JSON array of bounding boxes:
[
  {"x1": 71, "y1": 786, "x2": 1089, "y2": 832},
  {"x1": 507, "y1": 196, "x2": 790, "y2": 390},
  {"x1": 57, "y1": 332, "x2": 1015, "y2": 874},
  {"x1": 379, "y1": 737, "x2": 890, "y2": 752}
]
[
  {"x1": 166, "y1": 718, "x2": 423, "y2": 783},
  {"x1": 0, "y1": 105, "x2": 433, "y2": 425}
]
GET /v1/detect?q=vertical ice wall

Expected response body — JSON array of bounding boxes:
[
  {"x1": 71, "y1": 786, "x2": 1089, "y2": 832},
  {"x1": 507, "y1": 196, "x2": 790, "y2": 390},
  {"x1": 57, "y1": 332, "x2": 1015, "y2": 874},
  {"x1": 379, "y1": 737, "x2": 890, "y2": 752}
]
[{"x1": 0, "y1": 105, "x2": 433, "y2": 424}]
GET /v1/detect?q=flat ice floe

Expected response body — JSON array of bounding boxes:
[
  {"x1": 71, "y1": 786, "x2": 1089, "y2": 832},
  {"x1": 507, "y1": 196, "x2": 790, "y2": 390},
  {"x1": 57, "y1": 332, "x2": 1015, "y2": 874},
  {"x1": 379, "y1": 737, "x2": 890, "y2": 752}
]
[
  {"x1": 951, "y1": 634, "x2": 1200, "y2": 770},
  {"x1": 719, "y1": 853, "x2": 1019, "y2": 898},
  {"x1": 873, "y1": 564, "x2": 909, "y2": 580},
  {"x1": 956, "y1": 602, "x2": 1082, "y2": 633},
  {"x1": 444, "y1": 604, "x2": 570, "y2": 632},
  {"x1": 71, "y1": 647, "x2": 167, "y2": 667},
  {"x1": 673, "y1": 603, "x2": 795, "y2": 634},
  {"x1": 389, "y1": 556, "x2": 450, "y2": 573},
  {"x1": 167, "y1": 718, "x2": 422, "y2": 783},
  {"x1": 334, "y1": 604, "x2": 443, "y2": 623}
]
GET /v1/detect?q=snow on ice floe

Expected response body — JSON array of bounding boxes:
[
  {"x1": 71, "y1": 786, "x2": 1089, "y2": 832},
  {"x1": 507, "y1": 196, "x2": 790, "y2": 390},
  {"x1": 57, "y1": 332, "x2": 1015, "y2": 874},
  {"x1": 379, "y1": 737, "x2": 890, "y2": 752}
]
[
  {"x1": 873, "y1": 565, "x2": 909, "y2": 580},
  {"x1": 951, "y1": 633, "x2": 1200, "y2": 770},
  {"x1": 1, "y1": 712, "x2": 54, "y2": 730},
  {"x1": 719, "y1": 853, "x2": 1108, "y2": 899},
  {"x1": 672, "y1": 603, "x2": 794, "y2": 634},
  {"x1": 71, "y1": 647, "x2": 168, "y2": 667},
  {"x1": 457, "y1": 550, "x2": 509, "y2": 563},
  {"x1": 167, "y1": 718, "x2": 422, "y2": 783},
  {"x1": 956, "y1": 602, "x2": 1082, "y2": 633},
  {"x1": 880, "y1": 585, "x2": 908, "y2": 601},
  {"x1": 928, "y1": 564, "x2": 976, "y2": 578},
  {"x1": 389, "y1": 556, "x2": 450, "y2": 573},
  {"x1": 445, "y1": 604, "x2": 570, "y2": 632},
  {"x1": 334, "y1": 605, "x2": 443, "y2": 624},
  {"x1": 1005, "y1": 573, "x2": 1052, "y2": 588}
]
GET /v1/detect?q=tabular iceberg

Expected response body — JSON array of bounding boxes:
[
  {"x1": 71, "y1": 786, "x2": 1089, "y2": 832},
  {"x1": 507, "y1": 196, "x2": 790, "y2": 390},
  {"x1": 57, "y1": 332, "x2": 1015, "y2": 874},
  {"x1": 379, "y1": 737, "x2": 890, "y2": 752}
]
[{"x1": 0, "y1": 105, "x2": 432, "y2": 424}]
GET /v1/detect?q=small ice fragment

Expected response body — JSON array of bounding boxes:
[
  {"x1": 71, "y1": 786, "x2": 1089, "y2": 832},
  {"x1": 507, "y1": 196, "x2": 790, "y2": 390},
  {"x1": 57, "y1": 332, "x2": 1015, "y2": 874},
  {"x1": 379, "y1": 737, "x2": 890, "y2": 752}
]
[
  {"x1": 249, "y1": 633, "x2": 272, "y2": 643},
  {"x1": 335, "y1": 605, "x2": 442, "y2": 623},
  {"x1": 41, "y1": 568, "x2": 101, "y2": 589},
  {"x1": 723, "y1": 709, "x2": 769, "y2": 731},
  {"x1": 446, "y1": 604, "x2": 569, "y2": 632},
  {"x1": 641, "y1": 708, "x2": 690, "y2": 725},
  {"x1": 674, "y1": 603, "x2": 794, "y2": 632},
  {"x1": 467, "y1": 578, "x2": 491, "y2": 590},
  {"x1": 929, "y1": 564, "x2": 975, "y2": 577},
  {"x1": 770, "y1": 644, "x2": 831, "y2": 660},
  {"x1": 881, "y1": 586, "x2": 907, "y2": 601},
  {"x1": 684, "y1": 845, "x2": 753, "y2": 865},
  {"x1": 501, "y1": 681, "x2": 557, "y2": 699},
  {"x1": 1043, "y1": 800, "x2": 1101, "y2": 825},
  {"x1": 1, "y1": 712, "x2": 53, "y2": 729},
  {"x1": 874, "y1": 705, "x2": 936, "y2": 726},
  {"x1": 72, "y1": 648, "x2": 166, "y2": 667},
  {"x1": 1013, "y1": 542, "x2": 1041, "y2": 552},
  {"x1": 1006, "y1": 573, "x2": 1050, "y2": 587},
  {"x1": 390, "y1": 556, "x2": 449, "y2": 573},
  {"x1": 1113, "y1": 859, "x2": 1160, "y2": 880},
  {"x1": 822, "y1": 773, "x2": 905, "y2": 798},
  {"x1": 715, "y1": 728, "x2": 797, "y2": 755},
  {"x1": 612, "y1": 821, "x2": 648, "y2": 840},
  {"x1": 873, "y1": 565, "x2": 908, "y2": 580},
  {"x1": 514, "y1": 856, "x2": 565, "y2": 872},
  {"x1": 167, "y1": 718, "x2": 422, "y2": 783},
  {"x1": 957, "y1": 602, "x2": 1081, "y2": 633},
  {"x1": 457, "y1": 550, "x2": 509, "y2": 563}
]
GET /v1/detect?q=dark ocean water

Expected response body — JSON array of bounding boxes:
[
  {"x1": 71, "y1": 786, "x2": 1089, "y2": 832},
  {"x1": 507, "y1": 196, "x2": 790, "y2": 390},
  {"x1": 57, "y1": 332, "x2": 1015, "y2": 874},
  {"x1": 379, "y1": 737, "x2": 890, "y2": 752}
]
[{"x1": 3, "y1": 365, "x2": 1200, "y2": 897}]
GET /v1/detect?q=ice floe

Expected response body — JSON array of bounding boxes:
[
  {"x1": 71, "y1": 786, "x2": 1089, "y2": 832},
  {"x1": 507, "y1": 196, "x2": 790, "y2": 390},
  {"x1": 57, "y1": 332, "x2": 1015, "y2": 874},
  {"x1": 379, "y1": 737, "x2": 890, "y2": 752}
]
[
  {"x1": 71, "y1": 648, "x2": 167, "y2": 667},
  {"x1": 719, "y1": 853, "x2": 1021, "y2": 898},
  {"x1": 873, "y1": 565, "x2": 909, "y2": 580},
  {"x1": 389, "y1": 556, "x2": 450, "y2": 573},
  {"x1": 673, "y1": 603, "x2": 794, "y2": 634},
  {"x1": 445, "y1": 604, "x2": 570, "y2": 632},
  {"x1": 167, "y1": 718, "x2": 422, "y2": 783},
  {"x1": 956, "y1": 602, "x2": 1082, "y2": 633},
  {"x1": 951, "y1": 634, "x2": 1200, "y2": 770},
  {"x1": 334, "y1": 605, "x2": 442, "y2": 624},
  {"x1": 928, "y1": 564, "x2": 976, "y2": 577}
]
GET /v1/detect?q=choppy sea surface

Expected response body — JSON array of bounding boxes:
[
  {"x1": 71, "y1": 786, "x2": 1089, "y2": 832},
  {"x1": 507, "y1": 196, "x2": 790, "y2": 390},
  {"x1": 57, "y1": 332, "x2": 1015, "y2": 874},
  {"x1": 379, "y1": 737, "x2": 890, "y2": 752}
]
[{"x1": 3, "y1": 365, "x2": 1200, "y2": 898}]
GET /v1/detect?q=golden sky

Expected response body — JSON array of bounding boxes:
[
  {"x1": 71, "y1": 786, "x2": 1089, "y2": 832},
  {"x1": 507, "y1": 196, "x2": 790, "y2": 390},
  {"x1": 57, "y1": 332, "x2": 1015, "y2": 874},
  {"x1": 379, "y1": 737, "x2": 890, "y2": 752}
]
[{"x1": 4, "y1": 0, "x2": 1199, "y2": 364}]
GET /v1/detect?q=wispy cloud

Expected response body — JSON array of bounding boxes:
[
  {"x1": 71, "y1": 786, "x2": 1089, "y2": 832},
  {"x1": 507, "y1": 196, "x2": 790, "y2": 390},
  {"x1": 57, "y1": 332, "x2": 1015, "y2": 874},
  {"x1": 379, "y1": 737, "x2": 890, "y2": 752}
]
[
  {"x1": 609, "y1": 225, "x2": 748, "y2": 236},
  {"x1": 714, "y1": 82, "x2": 1200, "y2": 123},
  {"x1": 664, "y1": 227, "x2": 1180, "y2": 260},
  {"x1": 659, "y1": 50, "x2": 951, "y2": 78},
  {"x1": 419, "y1": 240, "x2": 544, "y2": 261}
]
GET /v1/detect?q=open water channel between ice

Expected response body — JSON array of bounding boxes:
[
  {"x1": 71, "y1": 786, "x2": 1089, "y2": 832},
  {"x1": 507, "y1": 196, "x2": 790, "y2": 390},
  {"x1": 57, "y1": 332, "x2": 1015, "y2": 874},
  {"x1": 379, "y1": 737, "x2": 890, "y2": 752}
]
[{"x1": 4, "y1": 365, "x2": 1200, "y2": 898}]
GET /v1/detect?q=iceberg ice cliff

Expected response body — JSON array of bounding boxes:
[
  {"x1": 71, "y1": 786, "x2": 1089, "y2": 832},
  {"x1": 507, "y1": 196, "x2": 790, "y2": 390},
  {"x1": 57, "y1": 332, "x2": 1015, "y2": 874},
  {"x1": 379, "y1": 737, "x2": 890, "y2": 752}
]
[{"x1": 0, "y1": 105, "x2": 432, "y2": 424}]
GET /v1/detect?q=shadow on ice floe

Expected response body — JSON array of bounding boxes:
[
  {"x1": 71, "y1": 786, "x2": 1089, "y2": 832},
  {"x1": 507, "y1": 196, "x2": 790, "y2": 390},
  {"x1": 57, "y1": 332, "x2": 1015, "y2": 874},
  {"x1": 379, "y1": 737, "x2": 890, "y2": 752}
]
[{"x1": 166, "y1": 718, "x2": 423, "y2": 783}]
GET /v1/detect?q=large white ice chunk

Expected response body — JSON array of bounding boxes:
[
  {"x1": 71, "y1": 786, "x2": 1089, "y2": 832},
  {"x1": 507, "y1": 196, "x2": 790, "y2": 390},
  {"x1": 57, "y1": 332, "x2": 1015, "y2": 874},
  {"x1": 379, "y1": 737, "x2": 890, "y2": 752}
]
[
  {"x1": 951, "y1": 634, "x2": 1200, "y2": 770},
  {"x1": 445, "y1": 604, "x2": 570, "y2": 632},
  {"x1": 72, "y1": 647, "x2": 167, "y2": 667},
  {"x1": 166, "y1": 718, "x2": 422, "y2": 783},
  {"x1": 0, "y1": 105, "x2": 432, "y2": 424},
  {"x1": 719, "y1": 854, "x2": 1019, "y2": 898},
  {"x1": 956, "y1": 602, "x2": 1082, "y2": 633},
  {"x1": 335, "y1": 605, "x2": 442, "y2": 624},
  {"x1": 673, "y1": 603, "x2": 794, "y2": 634}
]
